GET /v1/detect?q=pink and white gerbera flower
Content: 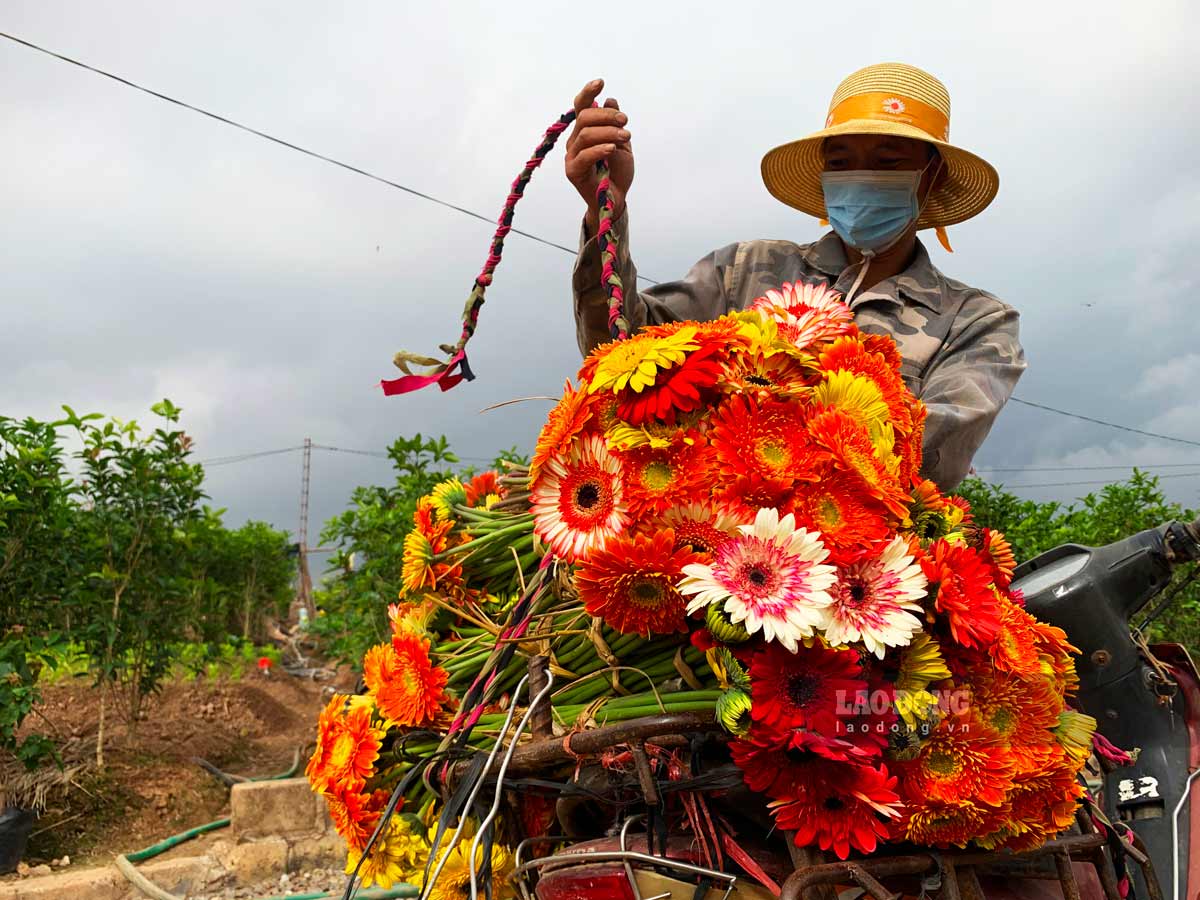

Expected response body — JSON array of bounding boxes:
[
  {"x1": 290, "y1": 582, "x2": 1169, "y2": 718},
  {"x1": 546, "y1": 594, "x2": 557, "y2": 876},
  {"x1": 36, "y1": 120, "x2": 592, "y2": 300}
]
[
  {"x1": 532, "y1": 433, "x2": 629, "y2": 562},
  {"x1": 678, "y1": 507, "x2": 837, "y2": 651},
  {"x1": 750, "y1": 282, "x2": 855, "y2": 350},
  {"x1": 824, "y1": 536, "x2": 928, "y2": 658}
]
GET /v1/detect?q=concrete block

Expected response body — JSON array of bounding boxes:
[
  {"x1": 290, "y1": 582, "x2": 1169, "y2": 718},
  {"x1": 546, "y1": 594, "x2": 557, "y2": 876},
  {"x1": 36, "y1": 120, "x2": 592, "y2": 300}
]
[
  {"x1": 132, "y1": 855, "x2": 221, "y2": 898},
  {"x1": 229, "y1": 836, "x2": 288, "y2": 884},
  {"x1": 288, "y1": 829, "x2": 346, "y2": 872},
  {"x1": 230, "y1": 777, "x2": 325, "y2": 839},
  {"x1": 0, "y1": 864, "x2": 126, "y2": 900}
]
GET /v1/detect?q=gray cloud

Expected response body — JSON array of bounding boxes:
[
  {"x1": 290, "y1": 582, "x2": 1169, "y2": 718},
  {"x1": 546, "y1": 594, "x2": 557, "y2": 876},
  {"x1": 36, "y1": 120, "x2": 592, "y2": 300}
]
[{"x1": 4, "y1": 0, "x2": 1199, "y2": 551}]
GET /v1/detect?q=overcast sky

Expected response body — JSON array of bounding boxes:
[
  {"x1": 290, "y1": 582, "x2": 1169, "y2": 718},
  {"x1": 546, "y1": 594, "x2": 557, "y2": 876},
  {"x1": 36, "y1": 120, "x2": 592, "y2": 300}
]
[{"x1": 3, "y1": 0, "x2": 1198, "y2": 549}]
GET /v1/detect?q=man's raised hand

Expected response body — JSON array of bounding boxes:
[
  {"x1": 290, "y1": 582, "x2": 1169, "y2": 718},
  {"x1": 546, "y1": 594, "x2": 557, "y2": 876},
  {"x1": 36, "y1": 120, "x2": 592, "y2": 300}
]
[{"x1": 564, "y1": 78, "x2": 633, "y2": 233}]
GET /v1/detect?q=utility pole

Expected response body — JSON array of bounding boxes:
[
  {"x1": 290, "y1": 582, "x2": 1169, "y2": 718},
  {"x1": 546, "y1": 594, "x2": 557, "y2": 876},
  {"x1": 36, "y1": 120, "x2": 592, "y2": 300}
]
[{"x1": 296, "y1": 437, "x2": 315, "y2": 619}]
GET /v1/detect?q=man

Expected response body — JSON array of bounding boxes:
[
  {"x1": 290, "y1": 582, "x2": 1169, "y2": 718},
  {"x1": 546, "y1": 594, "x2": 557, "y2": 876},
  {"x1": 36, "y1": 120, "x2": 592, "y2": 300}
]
[{"x1": 564, "y1": 63, "x2": 1025, "y2": 491}]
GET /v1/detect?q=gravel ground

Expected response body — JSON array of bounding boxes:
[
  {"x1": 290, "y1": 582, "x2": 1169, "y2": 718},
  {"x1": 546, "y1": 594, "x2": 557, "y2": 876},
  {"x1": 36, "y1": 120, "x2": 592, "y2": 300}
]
[{"x1": 200, "y1": 866, "x2": 370, "y2": 899}]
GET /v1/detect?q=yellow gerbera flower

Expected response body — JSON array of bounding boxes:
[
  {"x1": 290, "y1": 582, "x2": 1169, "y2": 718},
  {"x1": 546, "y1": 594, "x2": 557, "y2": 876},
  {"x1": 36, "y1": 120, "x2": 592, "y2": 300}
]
[
  {"x1": 345, "y1": 815, "x2": 428, "y2": 889},
  {"x1": 430, "y1": 478, "x2": 467, "y2": 522},
  {"x1": 1053, "y1": 709, "x2": 1097, "y2": 766},
  {"x1": 812, "y1": 370, "x2": 891, "y2": 431},
  {"x1": 893, "y1": 687, "x2": 941, "y2": 729},
  {"x1": 589, "y1": 327, "x2": 699, "y2": 394},
  {"x1": 421, "y1": 837, "x2": 515, "y2": 900},
  {"x1": 896, "y1": 633, "x2": 952, "y2": 693}
]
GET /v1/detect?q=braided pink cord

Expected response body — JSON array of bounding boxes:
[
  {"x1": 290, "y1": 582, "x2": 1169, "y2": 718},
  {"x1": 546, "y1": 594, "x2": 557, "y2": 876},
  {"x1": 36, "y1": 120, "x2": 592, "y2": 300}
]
[{"x1": 382, "y1": 103, "x2": 632, "y2": 397}]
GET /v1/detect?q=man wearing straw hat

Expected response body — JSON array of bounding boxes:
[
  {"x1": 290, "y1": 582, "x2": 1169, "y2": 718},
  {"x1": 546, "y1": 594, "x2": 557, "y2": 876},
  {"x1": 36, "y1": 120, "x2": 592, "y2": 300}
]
[{"x1": 565, "y1": 63, "x2": 1024, "y2": 491}]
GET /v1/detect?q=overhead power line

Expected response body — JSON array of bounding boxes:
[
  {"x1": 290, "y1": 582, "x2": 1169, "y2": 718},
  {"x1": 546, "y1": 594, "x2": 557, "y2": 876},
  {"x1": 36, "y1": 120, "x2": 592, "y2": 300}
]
[
  {"x1": 197, "y1": 445, "x2": 303, "y2": 466},
  {"x1": 1008, "y1": 397, "x2": 1200, "y2": 448},
  {"x1": 0, "y1": 29, "x2": 662, "y2": 280},
  {"x1": 998, "y1": 471, "x2": 1200, "y2": 489},
  {"x1": 8, "y1": 31, "x2": 1200, "y2": 447},
  {"x1": 975, "y1": 461, "x2": 1200, "y2": 473}
]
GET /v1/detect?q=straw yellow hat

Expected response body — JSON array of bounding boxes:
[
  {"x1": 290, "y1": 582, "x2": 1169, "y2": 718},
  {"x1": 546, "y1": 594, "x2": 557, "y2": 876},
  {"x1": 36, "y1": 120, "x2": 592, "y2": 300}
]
[{"x1": 761, "y1": 62, "x2": 999, "y2": 231}]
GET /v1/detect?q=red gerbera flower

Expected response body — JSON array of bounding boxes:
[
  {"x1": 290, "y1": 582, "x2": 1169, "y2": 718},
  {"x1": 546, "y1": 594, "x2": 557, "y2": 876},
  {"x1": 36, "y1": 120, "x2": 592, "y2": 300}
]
[
  {"x1": 749, "y1": 641, "x2": 867, "y2": 735},
  {"x1": 895, "y1": 715, "x2": 1016, "y2": 808},
  {"x1": 363, "y1": 631, "x2": 449, "y2": 728},
  {"x1": 616, "y1": 343, "x2": 725, "y2": 426},
  {"x1": 305, "y1": 696, "x2": 384, "y2": 795},
  {"x1": 989, "y1": 595, "x2": 1045, "y2": 678},
  {"x1": 710, "y1": 394, "x2": 823, "y2": 506},
  {"x1": 768, "y1": 758, "x2": 902, "y2": 859},
  {"x1": 620, "y1": 438, "x2": 714, "y2": 519},
  {"x1": 806, "y1": 407, "x2": 911, "y2": 519},
  {"x1": 574, "y1": 529, "x2": 700, "y2": 636},
  {"x1": 530, "y1": 380, "x2": 597, "y2": 483},
  {"x1": 787, "y1": 470, "x2": 892, "y2": 553},
  {"x1": 921, "y1": 541, "x2": 1001, "y2": 649}
]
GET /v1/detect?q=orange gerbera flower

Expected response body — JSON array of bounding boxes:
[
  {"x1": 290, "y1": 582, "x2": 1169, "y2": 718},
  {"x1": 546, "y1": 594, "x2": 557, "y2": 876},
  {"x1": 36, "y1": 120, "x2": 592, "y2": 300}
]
[
  {"x1": 464, "y1": 470, "x2": 505, "y2": 508},
  {"x1": 818, "y1": 336, "x2": 913, "y2": 436},
  {"x1": 982, "y1": 755, "x2": 1083, "y2": 851},
  {"x1": 306, "y1": 695, "x2": 383, "y2": 795},
  {"x1": 720, "y1": 348, "x2": 816, "y2": 397},
  {"x1": 806, "y1": 407, "x2": 911, "y2": 519},
  {"x1": 710, "y1": 394, "x2": 823, "y2": 500},
  {"x1": 327, "y1": 787, "x2": 390, "y2": 852},
  {"x1": 363, "y1": 632, "x2": 449, "y2": 728},
  {"x1": 898, "y1": 799, "x2": 1006, "y2": 849},
  {"x1": 896, "y1": 715, "x2": 1016, "y2": 808},
  {"x1": 574, "y1": 528, "x2": 700, "y2": 636},
  {"x1": 989, "y1": 595, "x2": 1044, "y2": 678},
  {"x1": 921, "y1": 540, "x2": 1001, "y2": 650},
  {"x1": 400, "y1": 497, "x2": 459, "y2": 595},
  {"x1": 787, "y1": 469, "x2": 892, "y2": 554},
  {"x1": 977, "y1": 528, "x2": 1016, "y2": 587},
  {"x1": 620, "y1": 437, "x2": 714, "y2": 518},
  {"x1": 661, "y1": 502, "x2": 738, "y2": 556},
  {"x1": 530, "y1": 380, "x2": 596, "y2": 482},
  {"x1": 969, "y1": 667, "x2": 1062, "y2": 772}
]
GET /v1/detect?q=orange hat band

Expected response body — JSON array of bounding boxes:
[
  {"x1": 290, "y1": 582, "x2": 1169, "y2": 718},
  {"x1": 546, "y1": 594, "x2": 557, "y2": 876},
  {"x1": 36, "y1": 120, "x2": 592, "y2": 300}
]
[{"x1": 825, "y1": 92, "x2": 950, "y2": 143}]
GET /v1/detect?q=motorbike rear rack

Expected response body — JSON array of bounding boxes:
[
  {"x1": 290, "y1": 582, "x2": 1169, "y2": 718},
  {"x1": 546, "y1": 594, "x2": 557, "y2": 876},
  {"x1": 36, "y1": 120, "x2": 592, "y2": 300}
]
[{"x1": 485, "y1": 705, "x2": 1164, "y2": 900}]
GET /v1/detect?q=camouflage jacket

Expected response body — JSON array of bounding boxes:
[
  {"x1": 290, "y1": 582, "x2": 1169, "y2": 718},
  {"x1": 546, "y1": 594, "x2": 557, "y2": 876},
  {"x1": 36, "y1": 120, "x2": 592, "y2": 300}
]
[{"x1": 572, "y1": 212, "x2": 1026, "y2": 490}]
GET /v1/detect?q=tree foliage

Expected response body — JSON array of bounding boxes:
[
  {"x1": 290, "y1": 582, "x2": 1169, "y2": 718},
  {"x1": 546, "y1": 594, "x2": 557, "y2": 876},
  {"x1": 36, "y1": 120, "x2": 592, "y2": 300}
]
[{"x1": 0, "y1": 402, "x2": 294, "y2": 774}]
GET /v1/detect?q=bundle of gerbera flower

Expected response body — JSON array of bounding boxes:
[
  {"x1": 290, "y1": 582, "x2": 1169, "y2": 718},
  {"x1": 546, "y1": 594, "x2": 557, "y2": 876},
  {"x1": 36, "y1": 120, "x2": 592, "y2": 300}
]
[
  {"x1": 523, "y1": 281, "x2": 1095, "y2": 858},
  {"x1": 312, "y1": 283, "x2": 1096, "y2": 891}
]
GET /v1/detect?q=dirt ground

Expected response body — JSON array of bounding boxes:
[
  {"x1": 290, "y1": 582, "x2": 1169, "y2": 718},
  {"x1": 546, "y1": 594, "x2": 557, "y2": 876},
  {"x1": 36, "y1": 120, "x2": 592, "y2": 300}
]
[{"x1": 9, "y1": 665, "x2": 354, "y2": 871}]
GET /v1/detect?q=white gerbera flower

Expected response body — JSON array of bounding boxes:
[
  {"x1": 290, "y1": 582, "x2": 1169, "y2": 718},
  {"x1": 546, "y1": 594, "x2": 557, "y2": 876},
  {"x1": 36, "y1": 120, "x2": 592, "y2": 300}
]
[
  {"x1": 531, "y1": 433, "x2": 628, "y2": 562},
  {"x1": 824, "y1": 535, "x2": 928, "y2": 658},
  {"x1": 677, "y1": 508, "x2": 837, "y2": 651}
]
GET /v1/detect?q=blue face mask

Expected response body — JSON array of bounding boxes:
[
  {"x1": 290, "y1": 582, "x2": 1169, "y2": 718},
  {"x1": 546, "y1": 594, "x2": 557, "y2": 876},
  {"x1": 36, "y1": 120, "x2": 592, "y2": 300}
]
[{"x1": 819, "y1": 169, "x2": 923, "y2": 253}]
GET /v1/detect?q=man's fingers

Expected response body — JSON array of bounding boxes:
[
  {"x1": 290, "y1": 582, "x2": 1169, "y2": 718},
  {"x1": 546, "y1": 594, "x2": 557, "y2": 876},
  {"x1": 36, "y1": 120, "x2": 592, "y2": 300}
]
[
  {"x1": 574, "y1": 107, "x2": 627, "y2": 129},
  {"x1": 573, "y1": 78, "x2": 604, "y2": 114},
  {"x1": 571, "y1": 125, "x2": 630, "y2": 152},
  {"x1": 603, "y1": 97, "x2": 621, "y2": 111},
  {"x1": 566, "y1": 143, "x2": 617, "y2": 177}
]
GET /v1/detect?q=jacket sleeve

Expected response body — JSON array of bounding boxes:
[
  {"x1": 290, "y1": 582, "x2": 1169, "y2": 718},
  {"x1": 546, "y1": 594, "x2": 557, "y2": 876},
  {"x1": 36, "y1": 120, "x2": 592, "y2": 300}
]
[
  {"x1": 918, "y1": 295, "x2": 1026, "y2": 490},
  {"x1": 572, "y1": 208, "x2": 738, "y2": 356}
]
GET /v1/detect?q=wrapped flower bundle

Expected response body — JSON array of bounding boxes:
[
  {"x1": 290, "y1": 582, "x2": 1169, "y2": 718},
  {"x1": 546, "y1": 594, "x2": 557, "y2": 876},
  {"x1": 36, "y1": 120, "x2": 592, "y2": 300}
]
[{"x1": 310, "y1": 282, "x2": 1094, "y2": 893}]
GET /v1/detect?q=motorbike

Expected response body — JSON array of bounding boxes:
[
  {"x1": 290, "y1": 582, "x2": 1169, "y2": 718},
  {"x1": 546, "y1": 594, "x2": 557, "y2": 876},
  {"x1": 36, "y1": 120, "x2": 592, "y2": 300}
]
[{"x1": 488, "y1": 514, "x2": 1200, "y2": 900}]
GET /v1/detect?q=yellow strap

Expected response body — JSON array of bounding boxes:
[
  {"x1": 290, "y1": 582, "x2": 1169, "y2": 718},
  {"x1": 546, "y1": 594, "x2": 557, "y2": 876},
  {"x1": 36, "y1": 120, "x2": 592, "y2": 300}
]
[
  {"x1": 935, "y1": 226, "x2": 954, "y2": 253},
  {"x1": 827, "y1": 91, "x2": 950, "y2": 143}
]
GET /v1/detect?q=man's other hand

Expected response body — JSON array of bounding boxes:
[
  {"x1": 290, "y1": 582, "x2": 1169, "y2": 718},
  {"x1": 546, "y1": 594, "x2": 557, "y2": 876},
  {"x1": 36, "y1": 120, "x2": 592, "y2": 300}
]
[{"x1": 565, "y1": 78, "x2": 634, "y2": 235}]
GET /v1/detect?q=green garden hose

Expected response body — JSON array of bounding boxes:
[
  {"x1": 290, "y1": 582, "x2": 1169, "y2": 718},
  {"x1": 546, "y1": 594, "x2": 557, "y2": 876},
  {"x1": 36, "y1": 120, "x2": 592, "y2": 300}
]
[{"x1": 112, "y1": 748, "x2": 418, "y2": 900}]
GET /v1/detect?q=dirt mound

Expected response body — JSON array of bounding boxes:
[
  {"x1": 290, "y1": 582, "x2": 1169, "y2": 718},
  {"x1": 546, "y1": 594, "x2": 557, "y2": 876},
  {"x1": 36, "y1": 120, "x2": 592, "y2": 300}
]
[{"x1": 11, "y1": 668, "x2": 349, "y2": 869}]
